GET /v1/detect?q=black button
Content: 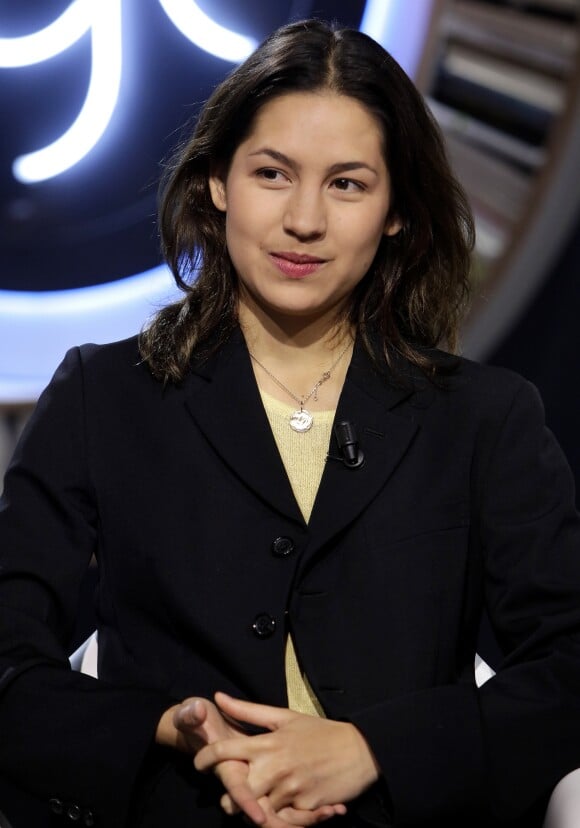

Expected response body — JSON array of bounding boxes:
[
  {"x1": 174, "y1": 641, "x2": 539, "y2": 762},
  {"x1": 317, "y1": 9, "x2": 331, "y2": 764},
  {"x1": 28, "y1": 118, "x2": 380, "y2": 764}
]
[
  {"x1": 252, "y1": 613, "x2": 276, "y2": 638},
  {"x1": 49, "y1": 798, "x2": 64, "y2": 815},
  {"x1": 67, "y1": 804, "x2": 81, "y2": 821},
  {"x1": 271, "y1": 536, "x2": 295, "y2": 557}
]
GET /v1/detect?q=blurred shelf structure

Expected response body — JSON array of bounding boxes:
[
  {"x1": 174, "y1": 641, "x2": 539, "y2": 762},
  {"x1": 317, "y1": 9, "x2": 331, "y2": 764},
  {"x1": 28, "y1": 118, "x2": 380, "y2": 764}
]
[{"x1": 419, "y1": 0, "x2": 580, "y2": 358}]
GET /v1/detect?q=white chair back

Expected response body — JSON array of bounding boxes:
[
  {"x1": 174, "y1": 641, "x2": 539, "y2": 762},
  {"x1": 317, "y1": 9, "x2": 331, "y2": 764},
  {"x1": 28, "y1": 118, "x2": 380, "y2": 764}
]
[
  {"x1": 543, "y1": 769, "x2": 580, "y2": 828},
  {"x1": 68, "y1": 630, "x2": 98, "y2": 677}
]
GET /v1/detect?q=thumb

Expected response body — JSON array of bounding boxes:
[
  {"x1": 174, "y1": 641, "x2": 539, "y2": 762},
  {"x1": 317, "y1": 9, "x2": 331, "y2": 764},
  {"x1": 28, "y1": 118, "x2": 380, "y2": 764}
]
[
  {"x1": 214, "y1": 692, "x2": 292, "y2": 731},
  {"x1": 174, "y1": 698, "x2": 208, "y2": 730}
]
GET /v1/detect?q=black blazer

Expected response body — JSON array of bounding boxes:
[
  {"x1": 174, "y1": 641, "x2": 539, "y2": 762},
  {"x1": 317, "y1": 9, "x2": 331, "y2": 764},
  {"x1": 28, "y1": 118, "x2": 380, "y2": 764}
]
[{"x1": 1, "y1": 330, "x2": 580, "y2": 828}]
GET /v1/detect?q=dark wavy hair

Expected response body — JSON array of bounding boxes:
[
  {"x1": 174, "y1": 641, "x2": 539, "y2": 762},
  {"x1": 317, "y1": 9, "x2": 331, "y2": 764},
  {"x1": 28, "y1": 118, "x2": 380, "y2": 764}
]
[{"x1": 140, "y1": 19, "x2": 474, "y2": 382}]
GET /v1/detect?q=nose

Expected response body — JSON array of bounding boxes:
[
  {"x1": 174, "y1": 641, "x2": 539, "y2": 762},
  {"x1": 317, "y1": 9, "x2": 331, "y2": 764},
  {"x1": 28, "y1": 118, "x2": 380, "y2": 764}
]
[{"x1": 283, "y1": 185, "x2": 326, "y2": 241}]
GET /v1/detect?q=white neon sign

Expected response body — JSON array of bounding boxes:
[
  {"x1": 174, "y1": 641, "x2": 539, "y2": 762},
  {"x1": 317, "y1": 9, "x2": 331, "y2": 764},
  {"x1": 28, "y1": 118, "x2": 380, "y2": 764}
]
[
  {"x1": 8, "y1": 0, "x2": 122, "y2": 184},
  {"x1": 0, "y1": 0, "x2": 427, "y2": 186},
  {"x1": 0, "y1": 266, "x2": 181, "y2": 402},
  {"x1": 0, "y1": 1, "x2": 91, "y2": 66},
  {"x1": 158, "y1": 0, "x2": 257, "y2": 62},
  {"x1": 0, "y1": 0, "x2": 433, "y2": 403},
  {"x1": 0, "y1": 1, "x2": 257, "y2": 185}
]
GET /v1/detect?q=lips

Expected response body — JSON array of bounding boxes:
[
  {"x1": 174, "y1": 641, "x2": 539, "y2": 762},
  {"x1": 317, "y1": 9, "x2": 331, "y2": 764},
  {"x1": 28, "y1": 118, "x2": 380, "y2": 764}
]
[
  {"x1": 270, "y1": 251, "x2": 327, "y2": 278},
  {"x1": 274, "y1": 252, "x2": 326, "y2": 264}
]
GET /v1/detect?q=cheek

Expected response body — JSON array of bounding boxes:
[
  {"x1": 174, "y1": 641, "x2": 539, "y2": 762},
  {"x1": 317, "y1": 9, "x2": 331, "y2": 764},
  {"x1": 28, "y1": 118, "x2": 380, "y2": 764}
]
[
  {"x1": 341, "y1": 218, "x2": 386, "y2": 264},
  {"x1": 338, "y1": 204, "x2": 389, "y2": 242},
  {"x1": 225, "y1": 193, "x2": 273, "y2": 243},
  {"x1": 343, "y1": 221, "x2": 388, "y2": 279}
]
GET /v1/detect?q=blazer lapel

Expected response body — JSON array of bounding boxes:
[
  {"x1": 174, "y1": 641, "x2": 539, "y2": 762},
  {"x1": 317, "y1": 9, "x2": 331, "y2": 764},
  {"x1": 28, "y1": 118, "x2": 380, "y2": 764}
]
[
  {"x1": 305, "y1": 343, "x2": 420, "y2": 558},
  {"x1": 184, "y1": 331, "x2": 421, "y2": 550},
  {"x1": 184, "y1": 329, "x2": 305, "y2": 526}
]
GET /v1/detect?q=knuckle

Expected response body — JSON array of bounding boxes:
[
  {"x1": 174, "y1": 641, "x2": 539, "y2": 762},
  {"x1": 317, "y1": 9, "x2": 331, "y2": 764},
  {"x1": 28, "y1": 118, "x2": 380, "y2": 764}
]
[
  {"x1": 295, "y1": 793, "x2": 319, "y2": 811},
  {"x1": 284, "y1": 777, "x2": 301, "y2": 798},
  {"x1": 212, "y1": 741, "x2": 226, "y2": 759}
]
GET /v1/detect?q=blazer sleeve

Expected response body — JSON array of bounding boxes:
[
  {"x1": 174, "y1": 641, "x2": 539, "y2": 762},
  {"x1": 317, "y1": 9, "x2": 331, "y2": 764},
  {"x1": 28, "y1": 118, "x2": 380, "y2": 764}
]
[
  {"x1": 349, "y1": 376, "x2": 580, "y2": 824},
  {"x1": 0, "y1": 348, "x2": 171, "y2": 828}
]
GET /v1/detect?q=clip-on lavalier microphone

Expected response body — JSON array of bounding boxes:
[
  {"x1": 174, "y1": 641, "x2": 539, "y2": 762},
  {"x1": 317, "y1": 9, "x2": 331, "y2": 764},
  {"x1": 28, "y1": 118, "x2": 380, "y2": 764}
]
[{"x1": 328, "y1": 420, "x2": 365, "y2": 468}]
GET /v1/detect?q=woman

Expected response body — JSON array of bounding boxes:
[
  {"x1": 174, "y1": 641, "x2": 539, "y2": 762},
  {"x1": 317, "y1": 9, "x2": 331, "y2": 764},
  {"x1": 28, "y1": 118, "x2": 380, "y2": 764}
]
[{"x1": 1, "y1": 18, "x2": 580, "y2": 828}]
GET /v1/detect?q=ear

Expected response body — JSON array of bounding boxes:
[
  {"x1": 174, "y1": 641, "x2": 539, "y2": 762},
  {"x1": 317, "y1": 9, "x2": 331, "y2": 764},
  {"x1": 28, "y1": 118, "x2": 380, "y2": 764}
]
[
  {"x1": 384, "y1": 213, "x2": 403, "y2": 237},
  {"x1": 209, "y1": 174, "x2": 227, "y2": 212}
]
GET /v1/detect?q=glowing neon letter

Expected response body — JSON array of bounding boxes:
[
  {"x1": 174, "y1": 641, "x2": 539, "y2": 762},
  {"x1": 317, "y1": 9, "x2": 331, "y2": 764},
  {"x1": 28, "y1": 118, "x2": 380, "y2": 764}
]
[
  {"x1": 0, "y1": 0, "x2": 122, "y2": 184},
  {"x1": 158, "y1": 0, "x2": 257, "y2": 62},
  {"x1": 0, "y1": 1, "x2": 90, "y2": 66},
  {"x1": 0, "y1": 1, "x2": 256, "y2": 183}
]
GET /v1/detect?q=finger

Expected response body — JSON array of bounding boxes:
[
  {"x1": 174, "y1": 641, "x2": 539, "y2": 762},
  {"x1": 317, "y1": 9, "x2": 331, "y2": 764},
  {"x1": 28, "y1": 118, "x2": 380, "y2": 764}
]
[
  {"x1": 330, "y1": 804, "x2": 347, "y2": 817},
  {"x1": 266, "y1": 791, "x2": 347, "y2": 817},
  {"x1": 217, "y1": 773, "x2": 266, "y2": 826},
  {"x1": 213, "y1": 759, "x2": 268, "y2": 825},
  {"x1": 194, "y1": 737, "x2": 259, "y2": 771},
  {"x1": 174, "y1": 698, "x2": 207, "y2": 730},
  {"x1": 219, "y1": 792, "x2": 240, "y2": 816},
  {"x1": 258, "y1": 797, "x2": 314, "y2": 828},
  {"x1": 276, "y1": 805, "x2": 336, "y2": 826},
  {"x1": 281, "y1": 803, "x2": 348, "y2": 826},
  {"x1": 215, "y1": 692, "x2": 293, "y2": 731}
]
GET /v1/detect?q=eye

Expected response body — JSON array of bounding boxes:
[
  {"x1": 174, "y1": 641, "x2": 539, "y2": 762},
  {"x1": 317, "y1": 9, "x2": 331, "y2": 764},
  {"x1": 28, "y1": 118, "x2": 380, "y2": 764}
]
[
  {"x1": 256, "y1": 167, "x2": 288, "y2": 184},
  {"x1": 332, "y1": 178, "x2": 365, "y2": 193}
]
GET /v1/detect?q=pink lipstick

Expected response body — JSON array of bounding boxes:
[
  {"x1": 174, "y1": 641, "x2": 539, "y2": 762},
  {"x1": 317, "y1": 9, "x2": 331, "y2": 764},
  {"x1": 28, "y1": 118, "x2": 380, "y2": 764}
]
[{"x1": 270, "y1": 252, "x2": 326, "y2": 278}]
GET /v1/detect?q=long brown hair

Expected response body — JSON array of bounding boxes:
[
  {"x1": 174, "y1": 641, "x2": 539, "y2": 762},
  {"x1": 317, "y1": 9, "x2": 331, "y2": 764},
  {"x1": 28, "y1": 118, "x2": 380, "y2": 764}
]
[{"x1": 140, "y1": 19, "x2": 474, "y2": 383}]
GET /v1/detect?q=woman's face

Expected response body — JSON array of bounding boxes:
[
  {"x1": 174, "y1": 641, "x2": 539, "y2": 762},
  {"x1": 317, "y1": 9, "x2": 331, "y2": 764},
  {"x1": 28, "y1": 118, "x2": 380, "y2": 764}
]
[{"x1": 209, "y1": 91, "x2": 401, "y2": 327}]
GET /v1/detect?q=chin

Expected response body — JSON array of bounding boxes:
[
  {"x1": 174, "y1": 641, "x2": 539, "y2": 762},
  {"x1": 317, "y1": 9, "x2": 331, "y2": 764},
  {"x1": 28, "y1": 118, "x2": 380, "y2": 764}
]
[{"x1": 271, "y1": 303, "x2": 330, "y2": 318}]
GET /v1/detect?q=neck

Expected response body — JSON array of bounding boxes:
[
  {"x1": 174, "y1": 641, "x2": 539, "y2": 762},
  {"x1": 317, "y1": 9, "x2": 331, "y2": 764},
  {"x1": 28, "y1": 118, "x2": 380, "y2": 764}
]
[
  {"x1": 238, "y1": 295, "x2": 353, "y2": 367},
  {"x1": 238, "y1": 297, "x2": 354, "y2": 412}
]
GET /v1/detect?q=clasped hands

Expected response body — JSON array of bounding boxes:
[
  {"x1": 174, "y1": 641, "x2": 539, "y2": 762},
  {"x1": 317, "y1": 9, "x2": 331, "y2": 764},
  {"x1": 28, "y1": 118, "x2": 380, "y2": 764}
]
[{"x1": 157, "y1": 691, "x2": 379, "y2": 827}]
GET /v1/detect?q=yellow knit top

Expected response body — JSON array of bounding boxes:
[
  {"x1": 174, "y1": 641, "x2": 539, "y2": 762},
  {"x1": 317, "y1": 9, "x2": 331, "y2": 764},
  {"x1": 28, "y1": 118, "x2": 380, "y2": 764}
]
[{"x1": 259, "y1": 389, "x2": 335, "y2": 718}]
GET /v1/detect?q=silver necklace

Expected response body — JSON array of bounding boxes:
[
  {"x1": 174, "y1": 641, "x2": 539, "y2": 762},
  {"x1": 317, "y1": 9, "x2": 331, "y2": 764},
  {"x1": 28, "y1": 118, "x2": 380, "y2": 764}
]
[{"x1": 249, "y1": 341, "x2": 352, "y2": 433}]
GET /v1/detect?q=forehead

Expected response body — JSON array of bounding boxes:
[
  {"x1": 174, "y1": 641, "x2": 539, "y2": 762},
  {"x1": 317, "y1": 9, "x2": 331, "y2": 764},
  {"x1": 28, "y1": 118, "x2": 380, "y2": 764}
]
[{"x1": 237, "y1": 92, "x2": 386, "y2": 164}]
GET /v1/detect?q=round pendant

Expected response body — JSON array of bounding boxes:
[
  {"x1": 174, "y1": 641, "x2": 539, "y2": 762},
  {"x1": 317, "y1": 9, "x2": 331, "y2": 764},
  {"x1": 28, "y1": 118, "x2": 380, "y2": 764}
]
[{"x1": 289, "y1": 409, "x2": 313, "y2": 432}]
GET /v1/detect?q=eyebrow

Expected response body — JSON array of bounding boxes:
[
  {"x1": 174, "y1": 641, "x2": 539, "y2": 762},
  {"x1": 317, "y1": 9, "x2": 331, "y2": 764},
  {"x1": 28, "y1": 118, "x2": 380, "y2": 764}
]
[{"x1": 248, "y1": 147, "x2": 378, "y2": 176}]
